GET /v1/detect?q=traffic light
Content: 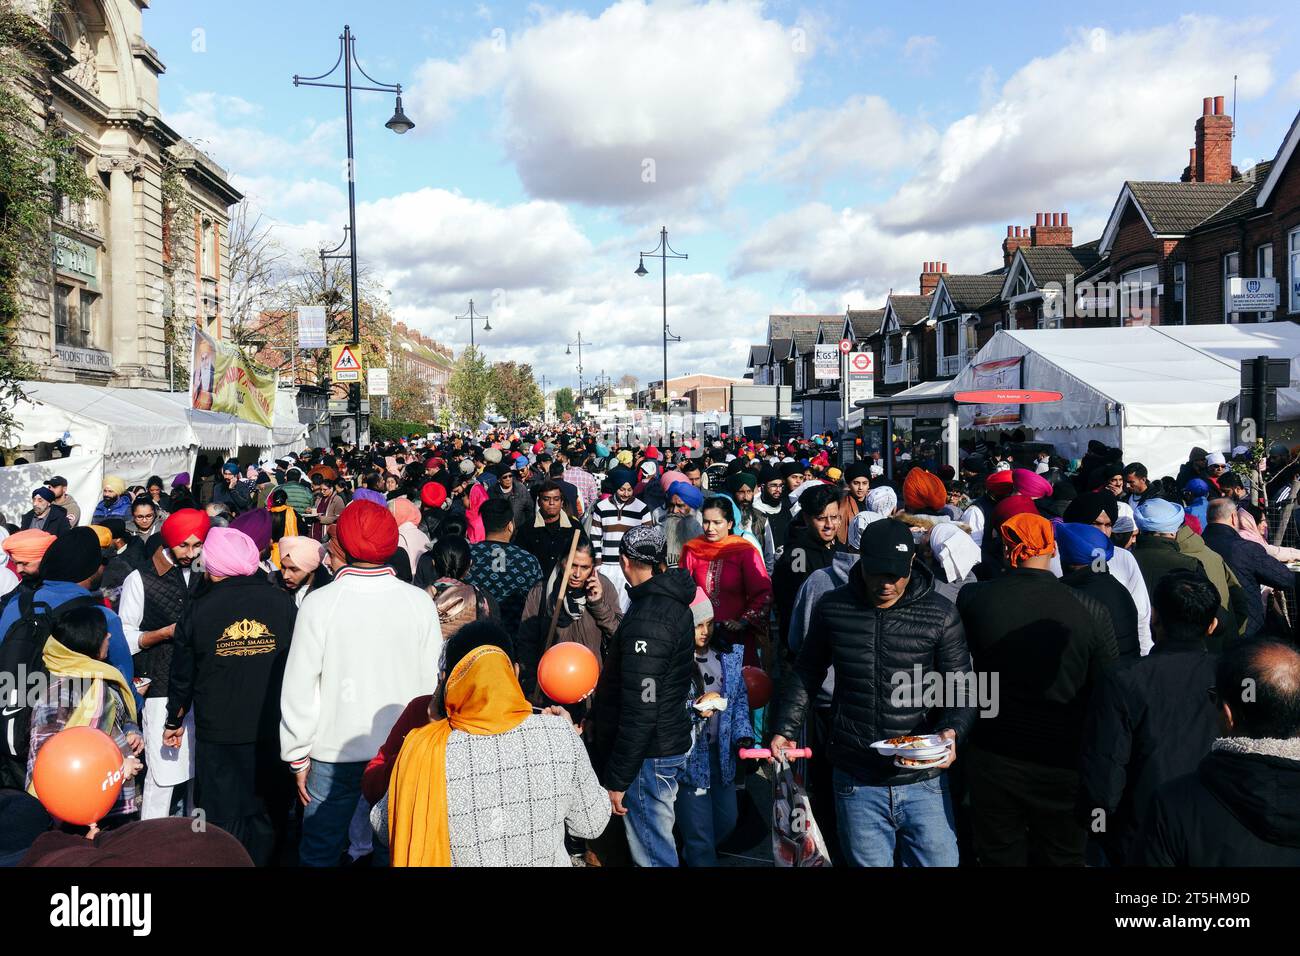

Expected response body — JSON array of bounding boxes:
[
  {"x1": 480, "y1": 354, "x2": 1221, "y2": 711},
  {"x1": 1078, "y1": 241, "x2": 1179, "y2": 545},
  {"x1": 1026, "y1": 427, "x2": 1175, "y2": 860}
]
[{"x1": 347, "y1": 383, "x2": 361, "y2": 413}]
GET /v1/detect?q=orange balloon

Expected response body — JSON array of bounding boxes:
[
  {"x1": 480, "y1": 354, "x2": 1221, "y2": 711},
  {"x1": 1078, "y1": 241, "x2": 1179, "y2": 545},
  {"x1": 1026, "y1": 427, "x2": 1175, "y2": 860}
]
[
  {"x1": 537, "y1": 642, "x2": 600, "y2": 704},
  {"x1": 32, "y1": 726, "x2": 124, "y2": 825}
]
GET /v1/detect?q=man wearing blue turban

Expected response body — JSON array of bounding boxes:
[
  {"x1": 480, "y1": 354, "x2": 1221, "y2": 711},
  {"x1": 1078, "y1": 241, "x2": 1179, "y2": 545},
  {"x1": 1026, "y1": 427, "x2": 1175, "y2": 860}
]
[{"x1": 1056, "y1": 523, "x2": 1139, "y2": 658}]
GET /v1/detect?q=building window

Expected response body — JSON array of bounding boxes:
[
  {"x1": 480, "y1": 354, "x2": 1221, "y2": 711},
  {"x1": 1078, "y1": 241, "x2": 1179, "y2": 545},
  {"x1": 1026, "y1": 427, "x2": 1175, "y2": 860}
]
[
  {"x1": 1119, "y1": 264, "x2": 1161, "y2": 326},
  {"x1": 54, "y1": 283, "x2": 71, "y2": 345},
  {"x1": 1257, "y1": 244, "x2": 1274, "y2": 322},
  {"x1": 1171, "y1": 262, "x2": 1187, "y2": 324},
  {"x1": 53, "y1": 284, "x2": 96, "y2": 348},
  {"x1": 1291, "y1": 228, "x2": 1300, "y2": 315},
  {"x1": 1224, "y1": 251, "x2": 1240, "y2": 323},
  {"x1": 201, "y1": 219, "x2": 217, "y2": 278}
]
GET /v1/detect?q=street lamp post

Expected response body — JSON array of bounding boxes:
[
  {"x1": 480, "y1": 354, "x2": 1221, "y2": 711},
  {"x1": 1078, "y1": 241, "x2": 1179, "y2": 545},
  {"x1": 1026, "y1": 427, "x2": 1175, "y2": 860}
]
[
  {"x1": 294, "y1": 24, "x2": 413, "y2": 447},
  {"x1": 566, "y1": 332, "x2": 590, "y2": 414},
  {"x1": 636, "y1": 226, "x2": 687, "y2": 411},
  {"x1": 455, "y1": 298, "x2": 492, "y2": 353}
]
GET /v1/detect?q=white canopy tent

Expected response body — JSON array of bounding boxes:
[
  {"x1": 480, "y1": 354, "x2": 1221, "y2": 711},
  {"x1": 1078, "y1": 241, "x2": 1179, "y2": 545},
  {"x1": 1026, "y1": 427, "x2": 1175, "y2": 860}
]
[
  {"x1": 951, "y1": 325, "x2": 1300, "y2": 478},
  {"x1": 1, "y1": 383, "x2": 309, "y2": 526}
]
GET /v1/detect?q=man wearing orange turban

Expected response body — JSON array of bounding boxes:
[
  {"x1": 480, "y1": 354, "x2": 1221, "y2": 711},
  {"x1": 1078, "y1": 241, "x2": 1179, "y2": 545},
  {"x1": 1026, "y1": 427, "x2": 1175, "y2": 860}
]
[
  {"x1": 903, "y1": 467, "x2": 947, "y2": 513},
  {"x1": 999, "y1": 512, "x2": 1055, "y2": 568},
  {"x1": 954, "y1": 509, "x2": 1115, "y2": 867},
  {"x1": 2, "y1": 529, "x2": 57, "y2": 580}
]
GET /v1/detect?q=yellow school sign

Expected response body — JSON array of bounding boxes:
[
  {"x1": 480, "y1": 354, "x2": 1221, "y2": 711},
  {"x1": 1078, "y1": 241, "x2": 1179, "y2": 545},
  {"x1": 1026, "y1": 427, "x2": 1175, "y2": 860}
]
[{"x1": 331, "y1": 343, "x2": 365, "y2": 382}]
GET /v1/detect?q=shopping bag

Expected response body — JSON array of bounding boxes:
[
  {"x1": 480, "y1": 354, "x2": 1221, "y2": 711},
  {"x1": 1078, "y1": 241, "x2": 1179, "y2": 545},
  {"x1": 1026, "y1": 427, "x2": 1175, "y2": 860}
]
[{"x1": 771, "y1": 760, "x2": 831, "y2": 867}]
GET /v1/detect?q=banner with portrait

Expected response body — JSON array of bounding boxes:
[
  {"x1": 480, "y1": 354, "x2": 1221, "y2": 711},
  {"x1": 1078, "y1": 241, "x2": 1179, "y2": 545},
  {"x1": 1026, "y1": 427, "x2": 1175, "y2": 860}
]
[{"x1": 190, "y1": 324, "x2": 277, "y2": 427}]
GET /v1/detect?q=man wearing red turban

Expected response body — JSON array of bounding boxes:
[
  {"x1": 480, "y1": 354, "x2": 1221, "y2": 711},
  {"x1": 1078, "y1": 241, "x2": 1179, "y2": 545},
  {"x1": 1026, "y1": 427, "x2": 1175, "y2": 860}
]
[
  {"x1": 280, "y1": 498, "x2": 442, "y2": 866},
  {"x1": 903, "y1": 467, "x2": 948, "y2": 513},
  {"x1": 120, "y1": 507, "x2": 210, "y2": 819}
]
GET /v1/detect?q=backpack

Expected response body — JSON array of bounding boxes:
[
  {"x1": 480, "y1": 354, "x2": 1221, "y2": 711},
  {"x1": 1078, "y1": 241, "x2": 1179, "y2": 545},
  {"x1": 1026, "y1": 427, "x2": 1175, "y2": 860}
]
[{"x1": 0, "y1": 587, "x2": 103, "y2": 789}]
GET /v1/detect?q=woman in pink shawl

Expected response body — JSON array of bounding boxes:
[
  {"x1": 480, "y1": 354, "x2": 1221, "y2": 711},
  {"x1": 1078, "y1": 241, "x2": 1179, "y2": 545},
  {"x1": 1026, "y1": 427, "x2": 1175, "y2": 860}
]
[{"x1": 464, "y1": 483, "x2": 489, "y2": 543}]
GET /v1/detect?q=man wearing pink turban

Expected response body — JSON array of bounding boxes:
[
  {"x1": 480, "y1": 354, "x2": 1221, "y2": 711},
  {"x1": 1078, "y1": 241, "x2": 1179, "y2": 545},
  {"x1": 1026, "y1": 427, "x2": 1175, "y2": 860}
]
[
  {"x1": 388, "y1": 498, "x2": 430, "y2": 578},
  {"x1": 275, "y1": 536, "x2": 328, "y2": 607},
  {"x1": 1012, "y1": 468, "x2": 1053, "y2": 499}
]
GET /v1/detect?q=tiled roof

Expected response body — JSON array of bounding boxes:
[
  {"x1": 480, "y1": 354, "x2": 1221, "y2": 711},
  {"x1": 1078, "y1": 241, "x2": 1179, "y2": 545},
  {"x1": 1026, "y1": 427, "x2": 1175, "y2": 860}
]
[
  {"x1": 846, "y1": 308, "x2": 885, "y2": 339},
  {"x1": 792, "y1": 326, "x2": 822, "y2": 354},
  {"x1": 1196, "y1": 162, "x2": 1273, "y2": 230},
  {"x1": 1019, "y1": 244, "x2": 1103, "y2": 287},
  {"x1": 937, "y1": 274, "x2": 1003, "y2": 313},
  {"x1": 747, "y1": 345, "x2": 771, "y2": 367},
  {"x1": 766, "y1": 314, "x2": 837, "y2": 342},
  {"x1": 1125, "y1": 180, "x2": 1252, "y2": 235},
  {"x1": 769, "y1": 337, "x2": 793, "y2": 361},
  {"x1": 888, "y1": 293, "x2": 933, "y2": 327}
]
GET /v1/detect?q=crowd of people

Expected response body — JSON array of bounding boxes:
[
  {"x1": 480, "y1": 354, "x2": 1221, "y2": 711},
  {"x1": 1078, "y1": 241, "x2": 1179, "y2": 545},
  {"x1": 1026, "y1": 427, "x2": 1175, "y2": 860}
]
[{"x1": 0, "y1": 428, "x2": 1297, "y2": 867}]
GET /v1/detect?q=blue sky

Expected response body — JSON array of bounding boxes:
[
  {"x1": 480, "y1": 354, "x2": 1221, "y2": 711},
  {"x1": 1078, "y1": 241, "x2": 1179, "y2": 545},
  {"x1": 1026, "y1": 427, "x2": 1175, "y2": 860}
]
[{"x1": 144, "y1": 0, "x2": 1300, "y2": 389}]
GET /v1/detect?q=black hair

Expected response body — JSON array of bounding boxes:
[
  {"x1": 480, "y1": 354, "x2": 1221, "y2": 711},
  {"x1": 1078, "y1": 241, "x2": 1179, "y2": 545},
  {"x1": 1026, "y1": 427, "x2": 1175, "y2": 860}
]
[
  {"x1": 1123, "y1": 462, "x2": 1147, "y2": 479},
  {"x1": 132, "y1": 498, "x2": 156, "y2": 515},
  {"x1": 800, "y1": 483, "x2": 843, "y2": 520},
  {"x1": 1216, "y1": 471, "x2": 1244, "y2": 491},
  {"x1": 1152, "y1": 569, "x2": 1219, "y2": 644},
  {"x1": 536, "y1": 480, "x2": 564, "y2": 500},
  {"x1": 548, "y1": 462, "x2": 565, "y2": 478},
  {"x1": 146, "y1": 475, "x2": 163, "y2": 490},
  {"x1": 269, "y1": 488, "x2": 289, "y2": 508},
  {"x1": 480, "y1": 497, "x2": 515, "y2": 534},
  {"x1": 52, "y1": 605, "x2": 109, "y2": 659},
  {"x1": 680, "y1": 459, "x2": 701, "y2": 474},
  {"x1": 442, "y1": 621, "x2": 517, "y2": 677},
  {"x1": 700, "y1": 496, "x2": 736, "y2": 529},
  {"x1": 430, "y1": 535, "x2": 471, "y2": 580},
  {"x1": 1214, "y1": 639, "x2": 1300, "y2": 739}
]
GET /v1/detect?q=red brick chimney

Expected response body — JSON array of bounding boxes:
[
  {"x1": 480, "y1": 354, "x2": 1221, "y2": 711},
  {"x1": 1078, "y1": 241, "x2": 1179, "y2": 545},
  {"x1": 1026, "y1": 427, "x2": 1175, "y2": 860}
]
[
  {"x1": 920, "y1": 261, "x2": 945, "y2": 296},
  {"x1": 1030, "y1": 211, "x2": 1073, "y2": 247},
  {"x1": 1185, "y1": 94, "x2": 1234, "y2": 183},
  {"x1": 1002, "y1": 225, "x2": 1032, "y2": 267}
]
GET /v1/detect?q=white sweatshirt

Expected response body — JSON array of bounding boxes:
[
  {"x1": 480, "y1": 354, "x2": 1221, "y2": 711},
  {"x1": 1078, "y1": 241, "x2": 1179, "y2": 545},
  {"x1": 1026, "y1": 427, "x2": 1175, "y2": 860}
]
[{"x1": 280, "y1": 566, "x2": 443, "y2": 768}]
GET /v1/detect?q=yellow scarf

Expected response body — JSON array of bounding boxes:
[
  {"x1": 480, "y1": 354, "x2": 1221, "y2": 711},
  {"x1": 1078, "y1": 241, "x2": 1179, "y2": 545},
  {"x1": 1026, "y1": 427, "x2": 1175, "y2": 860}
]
[
  {"x1": 42, "y1": 636, "x2": 138, "y2": 729},
  {"x1": 388, "y1": 646, "x2": 531, "y2": 867},
  {"x1": 269, "y1": 505, "x2": 299, "y2": 568}
]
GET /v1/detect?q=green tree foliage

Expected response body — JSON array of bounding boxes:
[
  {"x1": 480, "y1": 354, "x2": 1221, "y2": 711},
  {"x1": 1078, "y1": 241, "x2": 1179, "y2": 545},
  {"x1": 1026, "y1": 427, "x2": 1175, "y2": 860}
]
[
  {"x1": 488, "y1": 360, "x2": 543, "y2": 422},
  {"x1": 554, "y1": 386, "x2": 575, "y2": 417},
  {"x1": 447, "y1": 346, "x2": 492, "y2": 427}
]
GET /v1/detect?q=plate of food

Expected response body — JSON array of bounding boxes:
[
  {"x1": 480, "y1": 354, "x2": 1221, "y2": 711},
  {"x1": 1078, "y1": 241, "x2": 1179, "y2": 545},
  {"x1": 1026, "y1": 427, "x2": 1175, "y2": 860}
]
[{"x1": 870, "y1": 734, "x2": 951, "y2": 760}]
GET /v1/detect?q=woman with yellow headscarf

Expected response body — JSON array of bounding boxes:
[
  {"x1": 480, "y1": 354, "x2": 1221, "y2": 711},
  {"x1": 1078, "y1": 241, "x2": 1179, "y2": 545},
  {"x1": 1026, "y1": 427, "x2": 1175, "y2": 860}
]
[{"x1": 383, "y1": 623, "x2": 609, "y2": 866}]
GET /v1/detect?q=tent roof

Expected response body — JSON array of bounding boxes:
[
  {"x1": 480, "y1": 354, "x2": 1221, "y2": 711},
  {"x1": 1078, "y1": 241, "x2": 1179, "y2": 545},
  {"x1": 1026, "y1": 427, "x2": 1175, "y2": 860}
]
[{"x1": 15, "y1": 382, "x2": 193, "y2": 456}]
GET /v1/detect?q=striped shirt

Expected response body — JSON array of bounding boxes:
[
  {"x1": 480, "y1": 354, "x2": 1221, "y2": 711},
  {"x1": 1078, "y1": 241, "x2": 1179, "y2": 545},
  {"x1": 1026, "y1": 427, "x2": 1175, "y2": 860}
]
[{"x1": 589, "y1": 496, "x2": 654, "y2": 566}]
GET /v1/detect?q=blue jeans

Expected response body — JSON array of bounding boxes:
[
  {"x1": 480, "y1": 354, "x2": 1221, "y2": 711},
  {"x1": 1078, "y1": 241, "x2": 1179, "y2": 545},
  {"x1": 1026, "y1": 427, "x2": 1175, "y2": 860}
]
[
  {"x1": 833, "y1": 767, "x2": 959, "y2": 867},
  {"x1": 623, "y1": 753, "x2": 688, "y2": 867},
  {"x1": 675, "y1": 743, "x2": 738, "y2": 867},
  {"x1": 299, "y1": 760, "x2": 366, "y2": 867}
]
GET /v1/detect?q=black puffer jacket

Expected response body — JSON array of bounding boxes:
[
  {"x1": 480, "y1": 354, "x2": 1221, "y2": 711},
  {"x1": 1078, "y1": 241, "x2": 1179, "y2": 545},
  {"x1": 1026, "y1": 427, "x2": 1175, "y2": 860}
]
[
  {"x1": 590, "y1": 568, "x2": 696, "y2": 792},
  {"x1": 771, "y1": 561, "x2": 976, "y2": 786}
]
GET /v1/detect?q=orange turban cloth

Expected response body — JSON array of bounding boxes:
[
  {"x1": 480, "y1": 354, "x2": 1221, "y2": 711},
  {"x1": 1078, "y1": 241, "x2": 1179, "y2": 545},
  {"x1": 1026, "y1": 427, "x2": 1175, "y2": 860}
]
[
  {"x1": 903, "y1": 468, "x2": 947, "y2": 512},
  {"x1": 2, "y1": 529, "x2": 57, "y2": 565},
  {"x1": 1000, "y1": 513, "x2": 1055, "y2": 567},
  {"x1": 88, "y1": 525, "x2": 112, "y2": 549}
]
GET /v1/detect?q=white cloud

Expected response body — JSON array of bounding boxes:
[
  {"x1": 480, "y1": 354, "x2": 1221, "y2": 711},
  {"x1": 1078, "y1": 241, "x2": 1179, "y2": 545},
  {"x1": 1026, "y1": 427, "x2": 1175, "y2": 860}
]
[
  {"x1": 877, "y1": 16, "x2": 1274, "y2": 231},
  {"x1": 1287, "y1": 70, "x2": 1300, "y2": 98},
  {"x1": 732, "y1": 201, "x2": 1001, "y2": 302},
  {"x1": 166, "y1": 92, "x2": 344, "y2": 177},
  {"x1": 902, "y1": 34, "x2": 939, "y2": 70},
  {"x1": 768, "y1": 94, "x2": 938, "y2": 185},
  {"x1": 409, "y1": 0, "x2": 804, "y2": 206}
]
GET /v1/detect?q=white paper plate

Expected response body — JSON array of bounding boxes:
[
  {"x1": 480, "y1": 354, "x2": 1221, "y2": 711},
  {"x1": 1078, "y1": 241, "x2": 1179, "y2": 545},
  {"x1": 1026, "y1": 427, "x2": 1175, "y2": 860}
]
[{"x1": 870, "y1": 734, "x2": 950, "y2": 759}]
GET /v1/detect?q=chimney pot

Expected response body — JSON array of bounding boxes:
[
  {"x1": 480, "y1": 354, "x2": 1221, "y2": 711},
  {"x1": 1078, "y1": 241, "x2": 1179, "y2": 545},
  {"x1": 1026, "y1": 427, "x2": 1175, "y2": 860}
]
[
  {"x1": 1214, "y1": 94, "x2": 1225, "y2": 116},
  {"x1": 1203, "y1": 96, "x2": 1213, "y2": 116},
  {"x1": 1006, "y1": 225, "x2": 1014, "y2": 238},
  {"x1": 1049, "y1": 213, "x2": 1057, "y2": 227},
  {"x1": 943, "y1": 263, "x2": 948, "y2": 273},
  {"x1": 1061, "y1": 212, "x2": 1068, "y2": 226},
  {"x1": 1035, "y1": 213, "x2": 1043, "y2": 227}
]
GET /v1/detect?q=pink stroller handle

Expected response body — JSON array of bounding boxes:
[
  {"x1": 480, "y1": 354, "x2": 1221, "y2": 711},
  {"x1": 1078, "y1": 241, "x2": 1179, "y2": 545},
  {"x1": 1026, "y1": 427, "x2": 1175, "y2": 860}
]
[{"x1": 739, "y1": 747, "x2": 812, "y2": 759}]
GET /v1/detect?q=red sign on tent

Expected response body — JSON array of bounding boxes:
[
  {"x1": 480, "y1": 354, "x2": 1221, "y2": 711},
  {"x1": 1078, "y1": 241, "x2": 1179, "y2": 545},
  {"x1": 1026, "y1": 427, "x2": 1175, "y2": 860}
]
[{"x1": 954, "y1": 389, "x2": 1063, "y2": 404}]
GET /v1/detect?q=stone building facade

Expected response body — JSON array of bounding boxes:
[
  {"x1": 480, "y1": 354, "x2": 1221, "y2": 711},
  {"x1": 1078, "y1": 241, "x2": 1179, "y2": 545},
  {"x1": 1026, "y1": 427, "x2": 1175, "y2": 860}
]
[{"x1": 14, "y1": 0, "x2": 241, "y2": 388}]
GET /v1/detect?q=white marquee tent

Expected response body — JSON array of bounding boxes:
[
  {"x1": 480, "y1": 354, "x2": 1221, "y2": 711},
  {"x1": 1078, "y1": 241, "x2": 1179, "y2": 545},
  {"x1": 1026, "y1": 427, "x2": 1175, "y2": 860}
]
[
  {"x1": 1, "y1": 382, "x2": 308, "y2": 525},
  {"x1": 952, "y1": 324, "x2": 1300, "y2": 479}
]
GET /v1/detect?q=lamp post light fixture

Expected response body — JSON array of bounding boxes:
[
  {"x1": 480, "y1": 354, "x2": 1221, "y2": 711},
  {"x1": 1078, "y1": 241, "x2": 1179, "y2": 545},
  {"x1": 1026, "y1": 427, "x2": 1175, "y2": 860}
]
[
  {"x1": 294, "y1": 24, "x2": 412, "y2": 445},
  {"x1": 455, "y1": 298, "x2": 492, "y2": 352},
  {"x1": 635, "y1": 226, "x2": 687, "y2": 411},
  {"x1": 566, "y1": 332, "x2": 591, "y2": 410}
]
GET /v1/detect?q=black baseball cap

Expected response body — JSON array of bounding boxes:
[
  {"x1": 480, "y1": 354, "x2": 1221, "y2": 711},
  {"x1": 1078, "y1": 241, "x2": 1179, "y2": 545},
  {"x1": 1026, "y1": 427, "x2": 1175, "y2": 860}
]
[
  {"x1": 858, "y1": 518, "x2": 916, "y2": 578},
  {"x1": 46, "y1": 476, "x2": 68, "y2": 487}
]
